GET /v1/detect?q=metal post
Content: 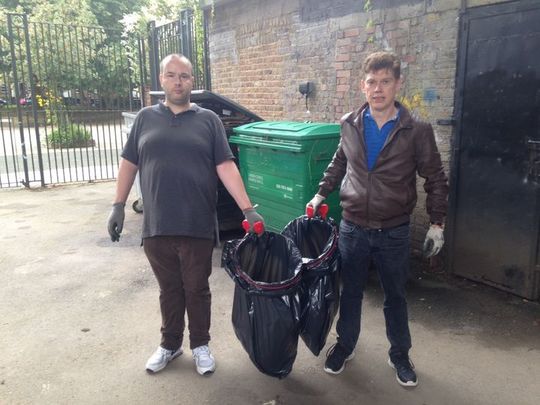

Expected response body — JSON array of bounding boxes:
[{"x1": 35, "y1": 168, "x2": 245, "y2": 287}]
[
  {"x1": 148, "y1": 21, "x2": 159, "y2": 92},
  {"x1": 127, "y1": 55, "x2": 134, "y2": 111},
  {"x1": 7, "y1": 14, "x2": 30, "y2": 187},
  {"x1": 138, "y1": 37, "x2": 147, "y2": 108},
  {"x1": 23, "y1": 15, "x2": 45, "y2": 187},
  {"x1": 180, "y1": 9, "x2": 193, "y2": 62},
  {"x1": 203, "y1": 8, "x2": 212, "y2": 91}
]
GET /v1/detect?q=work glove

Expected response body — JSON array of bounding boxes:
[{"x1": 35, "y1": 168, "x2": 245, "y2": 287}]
[
  {"x1": 243, "y1": 207, "x2": 265, "y2": 234},
  {"x1": 107, "y1": 202, "x2": 125, "y2": 242},
  {"x1": 306, "y1": 193, "x2": 325, "y2": 216},
  {"x1": 423, "y1": 224, "x2": 444, "y2": 258}
]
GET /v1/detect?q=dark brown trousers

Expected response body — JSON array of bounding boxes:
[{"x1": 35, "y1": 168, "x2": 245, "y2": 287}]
[{"x1": 143, "y1": 236, "x2": 214, "y2": 350}]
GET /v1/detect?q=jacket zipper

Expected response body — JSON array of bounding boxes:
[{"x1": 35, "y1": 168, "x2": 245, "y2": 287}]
[{"x1": 366, "y1": 171, "x2": 371, "y2": 223}]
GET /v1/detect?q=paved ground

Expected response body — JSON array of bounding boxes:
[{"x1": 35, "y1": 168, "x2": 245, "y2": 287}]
[{"x1": 1, "y1": 181, "x2": 539, "y2": 405}]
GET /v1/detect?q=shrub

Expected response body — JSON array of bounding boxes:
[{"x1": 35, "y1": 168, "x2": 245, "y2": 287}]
[{"x1": 47, "y1": 124, "x2": 95, "y2": 148}]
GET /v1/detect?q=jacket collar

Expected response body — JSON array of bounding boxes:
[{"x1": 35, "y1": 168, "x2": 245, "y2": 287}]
[{"x1": 347, "y1": 101, "x2": 414, "y2": 130}]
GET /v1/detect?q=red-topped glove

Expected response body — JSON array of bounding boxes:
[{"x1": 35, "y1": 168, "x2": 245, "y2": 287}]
[
  {"x1": 306, "y1": 203, "x2": 329, "y2": 219},
  {"x1": 242, "y1": 207, "x2": 265, "y2": 235},
  {"x1": 306, "y1": 193, "x2": 325, "y2": 217}
]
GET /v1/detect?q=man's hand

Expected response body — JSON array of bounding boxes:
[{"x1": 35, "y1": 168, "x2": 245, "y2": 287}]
[
  {"x1": 306, "y1": 193, "x2": 325, "y2": 216},
  {"x1": 107, "y1": 202, "x2": 126, "y2": 242},
  {"x1": 243, "y1": 207, "x2": 265, "y2": 234},
  {"x1": 423, "y1": 224, "x2": 444, "y2": 257}
]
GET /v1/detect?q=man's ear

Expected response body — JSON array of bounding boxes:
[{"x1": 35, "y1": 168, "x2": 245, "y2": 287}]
[{"x1": 397, "y1": 76, "x2": 404, "y2": 90}]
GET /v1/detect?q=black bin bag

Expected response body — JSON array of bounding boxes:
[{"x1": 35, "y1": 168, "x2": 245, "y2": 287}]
[
  {"x1": 281, "y1": 215, "x2": 340, "y2": 356},
  {"x1": 222, "y1": 232, "x2": 303, "y2": 378}
]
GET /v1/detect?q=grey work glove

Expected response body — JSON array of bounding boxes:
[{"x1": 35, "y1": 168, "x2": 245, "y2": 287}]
[
  {"x1": 107, "y1": 202, "x2": 125, "y2": 242},
  {"x1": 243, "y1": 207, "x2": 265, "y2": 234},
  {"x1": 306, "y1": 193, "x2": 325, "y2": 216},
  {"x1": 423, "y1": 224, "x2": 444, "y2": 257}
]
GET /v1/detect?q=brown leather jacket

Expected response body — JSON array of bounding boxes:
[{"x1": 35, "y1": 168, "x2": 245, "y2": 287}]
[{"x1": 318, "y1": 102, "x2": 448, "y2": 229}]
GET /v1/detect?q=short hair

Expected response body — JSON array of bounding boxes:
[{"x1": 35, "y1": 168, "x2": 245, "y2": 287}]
[
  {"x1": 362, "y1": 51, "x2": 400, "y2": 79},
  {"x1": 159, "y1": 54, "x2": 193, "y2": 74}
]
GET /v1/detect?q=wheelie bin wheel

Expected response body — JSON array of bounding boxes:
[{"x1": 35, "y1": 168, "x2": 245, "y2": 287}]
[{"x1": 132, "y1": 199, "x2": 143, "y2": 213}]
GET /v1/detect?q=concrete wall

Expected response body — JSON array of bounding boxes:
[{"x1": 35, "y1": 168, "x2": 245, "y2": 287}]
[{"x1": 204, "y1": 0, "x2": 511, "y2": 257}]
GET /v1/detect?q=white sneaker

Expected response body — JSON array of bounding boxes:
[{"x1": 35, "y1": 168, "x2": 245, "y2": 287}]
[
  {"x1": 192, "y1": 345, "x2": 216, "y2": 375},
  {"x1": 145, "y1": 346, "x2": 183, "y2": 373}
]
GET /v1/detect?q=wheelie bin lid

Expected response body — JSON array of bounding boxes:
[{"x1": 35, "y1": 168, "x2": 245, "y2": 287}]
[
  {"x1": 149, "y1": 90, "x2": 264, "y2": 122},
  {"x1": 232, "y1": 121, "x2": 340, "y2": 140},
  {"x1": 229, "y1": 121, "x2": 340, "y2": 152}
]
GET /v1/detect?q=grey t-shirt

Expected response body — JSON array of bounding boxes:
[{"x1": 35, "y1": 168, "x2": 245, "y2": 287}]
[{"x1": 122, "y1": 101, "x2": 234, "y2": 239}]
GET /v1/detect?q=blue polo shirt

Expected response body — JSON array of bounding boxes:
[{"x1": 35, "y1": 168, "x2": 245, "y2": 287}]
[{"x1": 363, "y1": 108, "x2": 400, "y2": 171}]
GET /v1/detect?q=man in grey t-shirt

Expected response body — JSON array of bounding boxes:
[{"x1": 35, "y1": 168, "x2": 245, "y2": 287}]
[{"x1": 107, "y1": 54, "x2": 264, "y2": 376}]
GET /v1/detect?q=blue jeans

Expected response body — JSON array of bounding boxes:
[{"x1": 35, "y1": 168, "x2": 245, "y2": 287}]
[{"x1": 336, "y1": 219, "x2": 412, "y2": 360}]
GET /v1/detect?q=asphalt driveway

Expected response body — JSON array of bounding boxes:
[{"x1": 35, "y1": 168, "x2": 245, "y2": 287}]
[{"x1": 0, "y1": 181, "x2": 539, "y2": 405}]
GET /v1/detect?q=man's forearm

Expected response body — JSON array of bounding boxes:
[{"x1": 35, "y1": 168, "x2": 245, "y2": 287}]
[
  {"x1": 216, "y1": 160, "x2": 252, "y2": 211},
  {"x1": 114, "y1": 158, "x2": 138, "y2": 204}
]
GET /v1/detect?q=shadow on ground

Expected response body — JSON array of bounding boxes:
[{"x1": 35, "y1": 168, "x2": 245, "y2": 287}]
[{"x1": 363, "y1": 257, "x2": 540, "y2": 352}]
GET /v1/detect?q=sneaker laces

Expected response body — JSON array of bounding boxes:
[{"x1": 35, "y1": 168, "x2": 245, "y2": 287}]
[
  {"x1": 157, "y1": 346, "x2": 173, "y2": 358},
  {"x1": 326, "y1": 343, "x2": 346, "y2": 358},
  {"x1": 193, "y1": 345, "x2": 209, "y2": 356},
  {"x1": 193, "y1": 345, "x2": 213, "y2": 366},
  {"x1": 394, "y1": 355, "x2": 415, "y2": 370}
]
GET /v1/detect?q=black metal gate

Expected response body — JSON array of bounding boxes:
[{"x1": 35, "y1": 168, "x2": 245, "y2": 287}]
[
  {"x1": 147, "y1": 8, "x2": 210, "y2": 93},
  {"x1": 0, "y1": 14, "x2": 143, "y2": 188},
  {"x1": 448, "y1": 0, "x2": 540, "y2": 299}
]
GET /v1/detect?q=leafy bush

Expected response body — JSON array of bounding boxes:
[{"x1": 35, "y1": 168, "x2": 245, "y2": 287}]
[{"x1": 47, "y1": 124, "x2": 95, "y2": 148}]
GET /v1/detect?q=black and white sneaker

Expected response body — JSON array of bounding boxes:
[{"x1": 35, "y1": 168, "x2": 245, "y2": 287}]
[
  {"x1": 388, "y1": 356, "x2": 418, "y2": 387},
  {"x1": 323, "y1": 343, "x2": 355, "y2": 375}
]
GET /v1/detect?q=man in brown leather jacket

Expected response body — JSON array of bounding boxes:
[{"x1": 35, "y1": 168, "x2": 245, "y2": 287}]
[{"x1": 307, "y1": 51, "x2": 448, "y2": 387}]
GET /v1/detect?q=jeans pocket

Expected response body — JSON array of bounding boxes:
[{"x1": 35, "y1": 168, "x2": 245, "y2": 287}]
[
  {"x1": 387, "y1": 223, "x2": 410, "y2": 240},
  {"x1": 339, "y1": 219, "x2": 356, "y2": 235}
]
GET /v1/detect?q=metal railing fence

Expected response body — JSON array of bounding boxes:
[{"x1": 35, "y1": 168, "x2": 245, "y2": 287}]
[
  {"x1": 0, "y1": 14, "x2": 143, "y2": 188},
  {"x1": 0, "y1": 9, "x2": 208, "y2": 189}
]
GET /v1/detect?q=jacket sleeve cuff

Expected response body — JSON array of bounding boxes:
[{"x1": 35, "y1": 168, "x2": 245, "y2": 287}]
[
  {"x1": 429, "y1": 215, "x2": 445, "y2": 225},
  {"x1": 317, "y1": 187, "x2": 332, "y2": 198}
]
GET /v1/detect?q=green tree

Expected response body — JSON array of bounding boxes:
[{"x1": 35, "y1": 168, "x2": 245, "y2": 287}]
[
  {"x1": 89, "y1": 0, "x2": 147, "y2": 33},
  {"x1": 1, "y1": 0, "x2": 206, "y2": 112},
  {"x1": 1, "y1": 0, "x2": 147, "y2": 29},
  {"x1": 0, "y1": 0, "x2": 37, "y2": 14}
]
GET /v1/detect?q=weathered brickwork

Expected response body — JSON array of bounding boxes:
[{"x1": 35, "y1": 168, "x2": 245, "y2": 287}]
[
  {"x1": 205, "y1": 0, "x2": 509, "y2": 257},
  {"x1": 212, "y1": 41, "x2": 286, "y2": 121}
]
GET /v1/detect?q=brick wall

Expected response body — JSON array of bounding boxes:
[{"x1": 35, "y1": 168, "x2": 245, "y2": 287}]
[{"x1": 205, "y1": 0, "x2": 509, "y2": 257}]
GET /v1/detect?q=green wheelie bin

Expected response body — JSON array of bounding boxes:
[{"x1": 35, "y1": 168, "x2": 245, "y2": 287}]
[{"x1": 230, "y1": 121, "x2": 342, "y2": 232}]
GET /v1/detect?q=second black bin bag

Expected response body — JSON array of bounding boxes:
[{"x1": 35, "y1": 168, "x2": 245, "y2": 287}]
[
  {"x1": 281, "y1": 214, "x2": 340, "y2": 356},
  {"x1": 222, "y1": 232, "x2": 303, "y2": 378}
]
